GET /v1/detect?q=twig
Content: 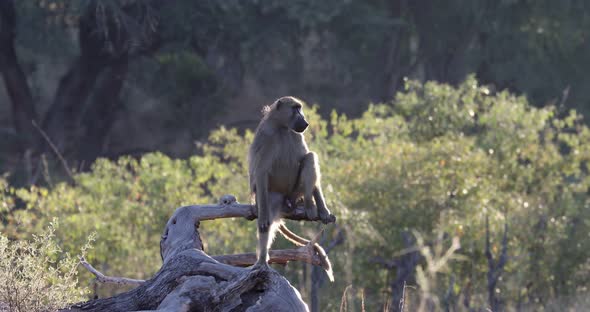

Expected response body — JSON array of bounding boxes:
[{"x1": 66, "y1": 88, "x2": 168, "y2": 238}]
[
  {"x1": 340, "y1": 285, "x2": 352, "y2": 312},
  {"x1": 79, "y1": 257, "x2": 145, "y2": 286},
  {"x1": 371, "y1": 256, "x2": 397, "y2": 270},
  {"x1": 32, "y1": 121, "x2": 76, "y2": 185},
  {"x1": 325, "y1": 226, "x2": 345, "y2": 253},
  {"x1": 361, "y1": 288, "x2": 366, "y2": 312},
  {"x1": 309, "y1": 228, "x2": 324, "y2": 246},
  {"x1": 558, "y1": 86, "x2": 570, "y2": 110},
  {"x1": 399, "y1": 281, "x2": 407, "y2": 312}
]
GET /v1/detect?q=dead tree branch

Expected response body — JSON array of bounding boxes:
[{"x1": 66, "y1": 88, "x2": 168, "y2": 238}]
[
  {"x1": 80, "y1": 246, "x2": 330, "y2": 287},
  {"x1": 80, "y1": 256, "x2": 145, "y2": 286},
  {"x1": 213, "y1": 246, "x2": 328, "y2": 267},
  {"x1": 67, "y1": 194, "x2": 336, "y2": 311}
]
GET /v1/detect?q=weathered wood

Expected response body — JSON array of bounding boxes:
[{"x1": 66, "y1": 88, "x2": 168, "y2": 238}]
[
  {"x1": 80, "y1": 256, "x2": 145, "y2": 286},
  {"x1": 65, "y1": 194, "x2": 333, "y2": 311},
  {"x1": 167, "y1": 193, "x2": 331, "y2": 223},
  {"x1": 160, "y1": 194, "x2": 334, "y2": 264},
  {"x1": 213, "y1": 247, "x2": 324, "y2": 267},
  {"x1": 68, "y1": 250, "x2": 308, "y2": 312}
]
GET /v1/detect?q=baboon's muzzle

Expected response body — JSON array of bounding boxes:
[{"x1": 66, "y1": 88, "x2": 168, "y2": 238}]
[{"x1": 293, "y1": 119, "x2": 309, "y2": 133}]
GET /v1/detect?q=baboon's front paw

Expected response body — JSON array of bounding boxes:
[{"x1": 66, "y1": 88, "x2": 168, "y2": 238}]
[{"x1": 319, "y1": 212, "x2": 336, "y2": 224}]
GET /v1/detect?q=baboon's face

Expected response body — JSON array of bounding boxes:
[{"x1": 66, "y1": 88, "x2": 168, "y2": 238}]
[
  {"x1": 276, "y1": 97, "x2": 309, "y2": 133},
  {"x1": 290, "y1": 105, "x2": 308, "y2": 133}
]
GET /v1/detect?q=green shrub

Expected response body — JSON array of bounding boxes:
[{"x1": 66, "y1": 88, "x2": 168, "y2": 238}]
[{"x1": 0, "y1": 220, "x2": 91, "y2": 311}]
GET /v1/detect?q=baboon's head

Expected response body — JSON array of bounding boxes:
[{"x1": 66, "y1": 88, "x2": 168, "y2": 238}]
[{"x1": 267, "y1": 96, "x2": 309, "y2": 133}]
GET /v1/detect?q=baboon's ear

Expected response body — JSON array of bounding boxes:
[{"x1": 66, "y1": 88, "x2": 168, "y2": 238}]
[{"x1": 276, "y1": 99, "x2": 283, "y2": 110}]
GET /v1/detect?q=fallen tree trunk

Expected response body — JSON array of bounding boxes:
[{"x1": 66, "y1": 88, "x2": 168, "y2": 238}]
[{"x1": 64, "y1": 194, "x2": 333, "y2": 312}]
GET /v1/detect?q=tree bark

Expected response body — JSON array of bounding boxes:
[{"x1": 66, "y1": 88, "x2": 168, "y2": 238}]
[
  {"x1": 64, "y1": 194, "x2": 338, "y2": 311},
  {"x1": 69, "y1": 250, "x2": 308, "y2": 312}
]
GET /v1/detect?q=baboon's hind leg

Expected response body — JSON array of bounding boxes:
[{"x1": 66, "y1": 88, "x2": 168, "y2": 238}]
[{"x1": 254, "y1": 193, "x2": 283, "y2": 268}]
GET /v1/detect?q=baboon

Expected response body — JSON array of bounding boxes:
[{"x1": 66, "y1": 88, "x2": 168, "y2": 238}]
[{"x1": 248, "y1": 96, "x2": 335, "y2": 281}]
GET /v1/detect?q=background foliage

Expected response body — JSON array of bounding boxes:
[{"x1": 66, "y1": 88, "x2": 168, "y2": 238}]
[
  {"x1": 2, "y1": 78, "x2": 589, "y2": 311},
  {"x1": 2, "y1": 0, "x2": 590, "y2": 172}
]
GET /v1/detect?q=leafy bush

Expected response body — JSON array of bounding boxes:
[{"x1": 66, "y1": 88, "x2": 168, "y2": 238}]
[
  {"x1": 1, "y1": 76, "x2": 589, "y2": 310},
  {"x1": 0, "y1": 220, "x2": 91, "y2": 311}
]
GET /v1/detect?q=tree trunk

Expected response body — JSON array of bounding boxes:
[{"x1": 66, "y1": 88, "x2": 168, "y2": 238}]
[
  {"x1": 41, "y1": 57, "x2": 104, "y2": 155},
  {"x1": 379, "y1": 0, "x2": 407, "y2": 102},
  {"x1": 78, "y1": 59, "x2": 129, "y2": 165},
  {"x1": 64, "y1": 195, "x2": 339, "y2": 311},
  {"x1": 42, "y1": 0, "x2": 160, "y2": 161},
  {"x1": 389, "y1": 232, "x2": 421, "y2": 312},
  {"x1": 0, "y1": 0, "x2": 39, "y2": 152},
  {"x1": 69, "y1": 249, "x2": 308, "y2": 312}
]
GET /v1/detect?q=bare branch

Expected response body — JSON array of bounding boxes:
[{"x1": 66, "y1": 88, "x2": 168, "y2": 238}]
[
  {"x1": 80, "y1": 257, "x2": 145, "y2": 286},
  {"x1": 497, "y1": 212, "x2": 509, "y2": 271},
  {"x1": 485, "y1": 215, "x2": 493, "y2": 267},
  {"x1": 371, "y1": 256, "x2": 397, "y2": 270},
  {"x1": 325, "y1": 226, "x2": 345, "y2": 253},
  {"x1": 81, "y1": 242, "x2": 328, "y2": 288},
  {"x1": 558, "y1": 85, "x2": 571, "y2": 110},
  {"x1": 213, "y1": 245, "x2": 327, "y2": 267},
  {"x1": 171, "y1": 197, "x2": 329, "y2": 223},
  {"x1": 32, "y1": 121, "x2": 76, "y2": 185},
  {"x1": 310, "y1": 229, "x2": 323, "y2": 245},
  {"x1": 399, "y1": 281, "x2": 407, "y2": 312}
]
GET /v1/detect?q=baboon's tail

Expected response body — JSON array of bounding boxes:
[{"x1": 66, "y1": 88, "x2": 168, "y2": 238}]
[{"x1": 278, "y1": 224, "x2": 334, "y2": 282}]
